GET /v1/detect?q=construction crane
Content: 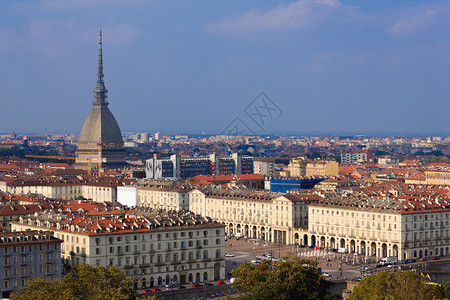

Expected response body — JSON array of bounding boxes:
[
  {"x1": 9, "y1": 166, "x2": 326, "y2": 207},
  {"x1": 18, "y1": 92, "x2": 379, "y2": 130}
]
[{"x1": 25, "y1": 155, "x2": 75, "y2": 161}]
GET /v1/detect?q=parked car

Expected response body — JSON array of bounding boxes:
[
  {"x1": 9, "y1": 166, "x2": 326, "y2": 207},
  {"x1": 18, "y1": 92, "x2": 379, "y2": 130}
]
[
  {"x1": 419, "y1": 257, "x2": 427, "y2": 261},
  {"x1": 432, "y1": 256, "x2": 439, "y2": 260},
  {"x1": 178, "y1": 285, "x2": 186, "y2": 289},
  {"x1": 166, "y1": 283, "x2": 176, "y2": 288},
  {"x1": 401, "y1": 260, "x2": 410, "y2": 264},
  {"x1": 387, "y1": 264, "x2": 397, "y2": 268},
  {"x1": 217, "y1": 280, "x2": 226, "y2": 285},
  {"x1": 151, "y1": 288, "x2": 161, "y2": 292},
  {"x1": 143, "y1": 289, "x2": 151, "y2": 294},
  {"x1": 321, "y1": 272, "x2": 331, "y2": 277},
  {"x1": 409, "y1": 259, "x2": 417, "y2": 263},
  {"x1": 225, "y1": 253, "x2": 234, "y2": 257},
  {"x1": 193, "y1": 283, "x2": 203, "y2": 288}
]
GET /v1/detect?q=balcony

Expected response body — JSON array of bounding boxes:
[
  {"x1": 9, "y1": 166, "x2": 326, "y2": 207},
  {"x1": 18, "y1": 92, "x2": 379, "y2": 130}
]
[
  {"x1": 117, "y1": 252, "x2": 124, "y2": 256},
  {"x1": 165, "y1": 248, "x2": 172, "y2": 252},
  {"x1": 124, "y1": 265, "x2": 134, "y2": 269},
  {"x1": 171, "y1": 261, "x2": 181, "y2": 265},
  {"x1": 214, "y1": 257, "x2": 224, "y2": 261},
  {"x1": 155, "y1": 262, "x2": 165, "y2": 266},
  {"x1": 148, "y1": 249, "x2": 155, "y2": 253},
  {"x1": 201, "y1": 258, "x2": 211, "y2": 262},
  {"x1": 187, "y1": 259, "x2": 196, "y2": 263},
  {"x1": 139, "y1": 263, "x2": 150, "y2": 268}
]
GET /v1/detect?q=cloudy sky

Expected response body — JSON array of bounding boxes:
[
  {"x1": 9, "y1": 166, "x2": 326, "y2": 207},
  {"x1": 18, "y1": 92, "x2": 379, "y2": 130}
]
[{"x1": 0, "y1": 0, "x2": 449, "y2": 136}]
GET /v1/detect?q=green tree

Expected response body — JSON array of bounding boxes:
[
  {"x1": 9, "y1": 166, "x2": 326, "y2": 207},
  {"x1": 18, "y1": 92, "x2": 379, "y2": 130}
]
[
  {"x1": 348, "y1": 271, "x2": 434, "y2": 300},
  {"x1": 306, "y1": 151, "x2": 322, "y2": 160},
  {"x1": 11, "y1": 264, "x2": 140, "y2": 300},
  {"x1": 431, "y1": 281, "x2": 450, "y2": 299},
  {"x1": 231, "y1": 257, "x2": 339, "y2": 300}
]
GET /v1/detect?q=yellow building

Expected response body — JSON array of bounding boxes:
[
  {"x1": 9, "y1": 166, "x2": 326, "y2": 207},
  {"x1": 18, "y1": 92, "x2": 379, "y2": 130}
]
[
  {"x1": 425, "y1": 169, "x2": 450, "y2": 186},
  {"x1": 288, "y1": 158, "x2": 306, "y2": 177},
  {"x1": 306, "y1": 160, "x2": 339, "y2": 177}
]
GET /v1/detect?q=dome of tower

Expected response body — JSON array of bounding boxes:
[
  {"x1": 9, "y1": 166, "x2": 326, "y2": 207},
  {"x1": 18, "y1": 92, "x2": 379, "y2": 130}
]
[{"x1": 78, "y1": 104, "x2": 123, "y2": 145}]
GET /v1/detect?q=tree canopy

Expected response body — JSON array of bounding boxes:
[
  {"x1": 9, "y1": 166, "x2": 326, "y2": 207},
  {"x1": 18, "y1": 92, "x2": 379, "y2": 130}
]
[
  {"x1": 10, "y1": 264, "x2": 151, "y2": 300},
  {"x1": 347, "y1": 271, "x2": 434, "y2": 300},
  {"x1": 231, "y1": 257, "x2": 338, "y2": 300}
]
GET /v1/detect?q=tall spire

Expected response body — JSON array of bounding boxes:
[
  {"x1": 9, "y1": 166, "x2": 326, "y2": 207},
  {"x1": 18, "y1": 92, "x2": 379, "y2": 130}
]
[{"x1": 93, "y1": 26, "x2": 108, "y2": 105}]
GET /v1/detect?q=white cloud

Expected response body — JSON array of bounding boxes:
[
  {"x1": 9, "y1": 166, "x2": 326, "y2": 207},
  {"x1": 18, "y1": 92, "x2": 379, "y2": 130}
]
[
  {"x1": 389, "y1": 9, "x2": 437, "y2": 35},
  {"x1": 209, "y1": 0, "x2": 345, "y2": 36}
]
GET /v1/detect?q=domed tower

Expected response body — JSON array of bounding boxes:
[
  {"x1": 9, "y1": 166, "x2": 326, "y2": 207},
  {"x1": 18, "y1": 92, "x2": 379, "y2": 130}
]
[{"x1": 74, "y1": 28, "x2": 126, "y2": 170}]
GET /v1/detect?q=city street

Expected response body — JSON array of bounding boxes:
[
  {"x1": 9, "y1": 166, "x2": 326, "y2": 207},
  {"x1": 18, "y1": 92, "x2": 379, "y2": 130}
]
[{"x1": 224, "y1": 237, "x2": 450, "y2": 282}]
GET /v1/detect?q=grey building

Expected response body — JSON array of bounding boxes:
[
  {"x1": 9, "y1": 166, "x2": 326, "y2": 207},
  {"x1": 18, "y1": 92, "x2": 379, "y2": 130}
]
[{"x1": 0, "y1": 229, "x2": 62, "y2": 298}]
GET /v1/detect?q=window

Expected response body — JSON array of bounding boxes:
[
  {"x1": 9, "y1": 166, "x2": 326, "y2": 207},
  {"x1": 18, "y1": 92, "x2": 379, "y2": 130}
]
[{"x1": 96, "y1": 248, "x2": 101, "y2": 255}]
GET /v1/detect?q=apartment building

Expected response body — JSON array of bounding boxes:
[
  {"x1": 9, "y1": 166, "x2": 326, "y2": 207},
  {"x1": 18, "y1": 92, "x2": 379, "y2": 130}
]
[
  {"x1": 11, "y1": 210, "x2": 225, "y2": 289},
  {"x1": 304, "y1": 196, "x2": 450, "y2": 261},
  {"x1": 306, "y1": 160, "x2": 339, "y2": 177},
  {"x1": 0, "y1": 229, "x2": 62, "y2": 298},
  {"x1": 0, "y1": 178, "x2": 133, "y2": 203},
  {"x1": 137, "y1": 184, "x2": 191, "y2": 211},
  {"x1": 145, "y1": 153, "x2": 254, "y2": 179},
  {"x1": 340, "y1": 150, "x2": 371, "y2": 164},
  {"x1": 253, "y1": 157, "x2": 276, "y2": 176},
  {"x1": 189, "y1": 188, "x2": 320, "y2": 244},
  {"x1": 287, "y1": 158, "x2": 306, "y2": 177},
  {"x1": 0, "y1": 203, "x2": 62, "y2": 230},
  {"x1": 425, "y1": 167, "x2": 450, "y2": 186}
]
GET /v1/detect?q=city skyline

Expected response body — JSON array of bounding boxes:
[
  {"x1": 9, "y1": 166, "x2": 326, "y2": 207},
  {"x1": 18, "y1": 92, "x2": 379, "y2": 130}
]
[{"x1": 0, "y1": 1, "x2": 450, "y2": 135}]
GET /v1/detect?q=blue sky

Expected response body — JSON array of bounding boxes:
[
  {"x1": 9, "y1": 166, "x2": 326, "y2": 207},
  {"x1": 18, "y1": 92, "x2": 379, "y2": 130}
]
[{"x1": 0, "y1": 0, "x2": 449, "y2": 136}]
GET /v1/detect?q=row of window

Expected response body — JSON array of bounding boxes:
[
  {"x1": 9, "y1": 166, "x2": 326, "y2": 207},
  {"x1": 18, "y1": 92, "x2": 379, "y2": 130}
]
[
  {"x1": 4, "y1": 253, "x2": 57, "y2": 264},
  {"x1": 102, "y1": 249, "x2": 222, "y2": 266},
  {"x1": 4, "y1": 264, "x2": 58, "y2": 277},
  {"x1": 102, "y1": 238, "x2": 221, "y2": 255},
  {"x1": 2, "y1": 243, "x2": 58, "y2": 254}
]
